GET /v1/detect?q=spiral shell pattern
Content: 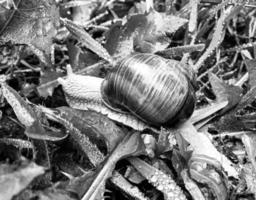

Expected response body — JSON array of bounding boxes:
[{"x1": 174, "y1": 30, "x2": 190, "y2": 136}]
[{"x1": 101, "y1": 53, "x2": 195, "y2": 127}]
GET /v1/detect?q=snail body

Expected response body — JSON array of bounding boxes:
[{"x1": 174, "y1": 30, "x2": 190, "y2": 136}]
[
  {"x1": 58, "y1": 65, "x2": 150, "y2": 131},
  {"x1": 59, "y1": 53, "x2": 196, "y2": 129},
  {"x1": 101, "y1": 53, "x2": 196, "y2": 127}
]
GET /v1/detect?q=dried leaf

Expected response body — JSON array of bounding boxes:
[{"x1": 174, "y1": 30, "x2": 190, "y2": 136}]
[
  {"x1": 156, "y1": 44, "x2": 205, "y2": 59},
  {"x1": 104, "y1": 21, "x2": 134, "y2": 59},
  {"x1": 67, "y1": 42, "x2": 100, "y2": 72},
  {"x1": 128, "y1": 1, "x2": 148, "y2": 15},
  {"x1": 214, "y1": 85, "x2": 256, "y2": 132},
  {"x1": 179, "y1": 120, "x2": 238, "y2": 177},
  {"x1": 38, "y1": 69, "x2": 64, "y2": 98},
  {"x1": 171, "y1": 148, "x2": 192, "y2": 175},
  {"x1": 160, "y1": 13, "x2": 188, "y2": 34},
  {"x1": 31, "y1": 139, "x2": 51, "y2": 168},
  {"x1": 244, "y1": 59, "x2": 256, "y2": 88},
  {"x1": 105, "y1": 10, "x2": 187, "y2": 58},
  {"x1": 209, "y1": 73, "x2": 242, "y2": 113},
  {"x1": 67, "y1": 171, "x2": 97, "y2": 199},
  {"x1": 236, "y1": 86, "x2": 256, "y2": 111},
  {"x1": 110, "y1": 132, "x2": 146, "y2": 161},
  {"x1": 156, "y1": 128, "x2": 175, "y2": 154},
  {"x1": 0, "y1": 0, "x2": 59, "y2": 65},
  {"x1": 37, "y1": 78, "x2": 60, "y2": 98},
  {"x1": 237, "y1": 113, "x2": 256, "y2": 131},
  {"x1": 209, "y1": 73, "x2": 229, "y2": 102},
  {"x1": 0, "y1": 161, "x2": 45, "y2": 200},
  {"x1": 53, "y1": 151, "x2": 85, "y2": 177},
  {"x1": 213, "y1": 113, "x2": 245, "y2": 132}
]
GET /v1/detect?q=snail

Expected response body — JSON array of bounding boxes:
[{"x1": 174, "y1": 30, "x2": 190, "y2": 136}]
[{"x1": 58, "y1": 53, "x2": 196, "y2": 129}]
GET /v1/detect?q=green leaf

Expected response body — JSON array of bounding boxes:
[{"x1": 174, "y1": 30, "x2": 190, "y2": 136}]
[{"x1": 41, "y1": 106, "x2": 126, "y2": 151}]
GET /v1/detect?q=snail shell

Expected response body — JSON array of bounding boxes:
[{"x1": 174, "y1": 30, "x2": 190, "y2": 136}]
[{"x1": 101, "y1": 53, "x2": 196, "y2": 127}]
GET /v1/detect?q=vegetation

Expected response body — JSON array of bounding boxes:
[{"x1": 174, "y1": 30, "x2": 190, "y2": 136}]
[{"x1": 0, "y1": 0, "x2": 256, "y2": 199}]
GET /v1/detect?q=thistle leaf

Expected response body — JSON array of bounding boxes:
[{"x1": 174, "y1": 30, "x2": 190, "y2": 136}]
[
  {"x1": 128, "y1": 157, "x2": 187, "y2": 200},
  {"x1": 40, "y1": 106, "x2": 127, "y2": 166},
  {"x1": 61, "y1": 18, "x2": 113, "y2": 64},
  {"x1": 0, "y1": 138, "x2": 33, "y2": 149},
  {"x1": 1, "y1": 81, "x2": 67, "y2": 141},
  {"x1": 193, "y1": 4, "x2": 243, "y2": 71}
]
